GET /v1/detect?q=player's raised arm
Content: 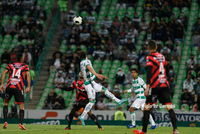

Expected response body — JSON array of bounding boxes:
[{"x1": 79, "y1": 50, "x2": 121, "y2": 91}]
[
  {"x1": 25, "y1": 71, "x2": 31, "y2": 93},
  {"x1": 87, "y1": 65, "x2": 108, "y2": 80},
  {"x1": 0, "y1": 69, "x2": 8, "y2": 92}
]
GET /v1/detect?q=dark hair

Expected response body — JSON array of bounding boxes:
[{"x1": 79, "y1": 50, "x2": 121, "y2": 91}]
[
  {"x1": 148, "y1": 40, "x2": 157, "y2": 50},
  {"x1": 131, "y1": 68, "x2": 139, "y2": 73},
  {"x1": 16, "y1": 53, "x2": 23, "y2": 62},
  {"x1": 79, "y1": 51, "x2": 87, "y2": 60}
]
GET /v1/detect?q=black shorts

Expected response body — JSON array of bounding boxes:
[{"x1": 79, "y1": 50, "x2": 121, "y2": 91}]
[
  {"x1": 146, "y1": 87, "x2": 172, "y2": 105},
  {"x1": 73, "y1": 99, "x2": 89, "y2": 110},
  {"x1": 4, "y1": 87, "x2": 24, "y2": 104}
]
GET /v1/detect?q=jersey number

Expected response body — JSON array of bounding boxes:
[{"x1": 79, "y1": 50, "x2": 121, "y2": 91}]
[
  {"x1": 12, "y1": 69, "x2": 21, "y2": 79},
  {"x1": 159, "y1": 62, "x2": 165, "y2": 77}
]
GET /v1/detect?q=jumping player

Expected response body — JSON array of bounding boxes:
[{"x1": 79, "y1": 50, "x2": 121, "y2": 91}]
[
  {"x1": 78, "y1": 51, "x2": 128, "y2": 126},
  {"x1": 0, "y1": 54, "x2": 31, "y2": 130},
  {"x1": 123, "y1": 68, "x2": 156, "y2": 129},
  {"x1": 58, "y1": 72, "x2": 103, "y2": 130},
  {"x1": 133, "y1": 40, "x2": 178, "y2": 134}
]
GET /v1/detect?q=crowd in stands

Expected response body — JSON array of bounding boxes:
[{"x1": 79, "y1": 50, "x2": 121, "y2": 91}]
[
  {"x1": 0, "y1": 0, "x2": 46, "y2": 66},
  {"x1": 47, "y1": 0, "x2": 200, "y2": 111}
]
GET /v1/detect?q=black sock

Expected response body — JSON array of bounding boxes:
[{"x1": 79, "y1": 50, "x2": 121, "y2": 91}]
[
  {"x1": 142, "y1": 110, "x2": 150, "y2": 133},
  {"x1": 3, "y1": 106, "x2": 8, "y2": 123},
  {"x1": 168, "y1": 109, "x2": 177, "y2": 131},
  {"x1": 19, "y1": 110, "x2": 24, "y2": 124},
  {"x1": 89, "y1": 114, "x2": 101, "y2": 128},
  {"x1": 68, "y1": 113, "x2": 74, "y2": 127}
]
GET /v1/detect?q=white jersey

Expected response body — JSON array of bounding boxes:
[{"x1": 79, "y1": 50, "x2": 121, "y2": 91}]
[
  {"x1": 80, "y1": 59, "x2": 96, "y2": 84},
  {"x1": 128, "y1": 76, "x2": 146, "y2": 99}
]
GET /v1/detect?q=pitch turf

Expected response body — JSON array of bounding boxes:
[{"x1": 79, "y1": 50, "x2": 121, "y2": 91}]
[{"x1": 0, "y1": 124, "x2": 199, "y2": 134}]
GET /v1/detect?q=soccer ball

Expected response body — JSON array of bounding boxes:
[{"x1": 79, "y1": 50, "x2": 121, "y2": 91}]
[{"x1": 73, "y1": 16, "x2": 82, "y2": 25}]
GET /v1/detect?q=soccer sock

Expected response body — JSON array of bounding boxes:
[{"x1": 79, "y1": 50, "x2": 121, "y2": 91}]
[
  {"x1": 89, "y1": 114, "x2": 101, "y2": 128},
  {"x1": 168, "y1": 109, "x2": 177, "y2": 131},
  {"x1": 68, "y1": 113, "x2": 74, "y2": 127},
  {"x1": 81, "y1": 102, "x2": 94, "y2": 119},
  {"x1": 142, "y1": 110, "x2": 150, "y2": 133},
  {"x1": 3, "y1": 106, "x2": 8, "y2": 123},
  {"x1": 149, "y1": 114, "x2": 156, "y2": 126},
  {"x1": 130, "y1": 111, "x2": 136, "y2": 126},
  {"x1": 19, "y1": 110, "x2": 24, "y2": 124},
  {"x1": 105, "y1": 90, "x2": 120, "y2": 103}
]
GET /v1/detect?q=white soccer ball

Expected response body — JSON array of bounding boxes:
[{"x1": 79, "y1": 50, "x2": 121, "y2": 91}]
[{"x1": 73, "y1": 16, "x2": 82, "y2": 25}]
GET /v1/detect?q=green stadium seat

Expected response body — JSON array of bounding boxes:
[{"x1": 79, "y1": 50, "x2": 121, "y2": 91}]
[
  {"x1": 21, "y1": 39, "x2": 27, "y2": 46},
  {"x1": 4, "y1": 34, "x2": 12, "y2": 41},
  {"x1": 181, "y1": 7, "x2": 189, "y2": 16},
  {"x1": 103, "y1": 60, "x2": 111, "y2": 66},
  {"x1": 172, "y1": 7, "x2": 180, "y2": 18}
]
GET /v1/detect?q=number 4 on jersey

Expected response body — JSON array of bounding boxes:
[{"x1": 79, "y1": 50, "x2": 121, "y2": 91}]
[{"x1": 12, "y1": 68, "x2": 21, "y2": 78}]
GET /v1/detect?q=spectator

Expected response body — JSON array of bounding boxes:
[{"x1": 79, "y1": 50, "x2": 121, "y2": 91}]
[
  {"x1": 112, "y1": 17, "x2": 121, "y2": 32},
  {"x1": 0, "y1": 21, "x2": 4, "y2": 36},
  {"x1": 183, "y1": 75, "x2": 195, "y2": 92},
  {"x1": 53, "y1": 101, "x2": 62, "y2": 110},
  {"x1": 49, "y1": 88, "x2": 57, "y2": 98},
  {"x1": 144, "y1": 0, "x2": 153, "y2": 12},
  {"x1": 192, "y1": 94, "x2": 200, "y2": 111},
  {"x1": 90, "y1": 0, "x2": 100, "y2": 13},
  {"x1": 53, "y1": 47, "x2": 63, "y2": 60},
  {"x1": 54, "y1": 71, "x2": 64, "y2": 88},
  {"x1": 18, "y1": 25, "x2": 29, "y2": 41},
  {"x1": 116, "y1": 68, "x2": 125, "y2": 85},
  {"x1": 90, "y1": 31, "x2": 101, "y2": 45},
  {"x1": 64, "y1": 73, "x2": 75, "y2": 87},
  {"x1": 187, "y1": 54, "x2": 197, "y2": 71},
  {"x1": 55, "y1": 94, "x2": 66, "y2": 109},
  {"x1": 192, "y1": 18, "x2": 200, "y2": 33},
  {"x1": 106, "y1": 99, "x2": 116, "y2": 111},
  {"x1": 113, "y1": 46, "x2": 121, "y2": 60},
  {"x1": 96, "y1": 97, "x2": 107, "y2": 110},
  {"x1": 113, "y1": 84, "x2": 122, "y2": 99},
  {"x1": 110, "y1": 29, "x2": 119, "y2": 46},
  {"x1": 14, "y1": 22, "x2": 21, "y2": 35},
  {"x1": 79, "y1": 29, "x2": 91, "y2": 47},
  {"x1": 1, "y1": 49, "x2": 10, "y2": 64},
  {"x1": 4, "y1": 19, "x2": 15, "y2": 37},
  {"x1": 86, "y1": 12, "x2": 96, "y2": 26},
  {"x1": 194, "y1": 77, "x2": 200, "y2": 95},
  {"x1": 120, "y1": 21, "x2": 129, "y2": 33},
  {"x1": 160, "y1": 1, "x2": 171, "y2": 18},
  {"x1": 191, "y1": 31, "x2": 200, "y2": 49},
  {"x1": 190, "y1": 103, "x2": 199, "y2": 112},
  {"x1": 125, "y1": 32, "x2": 135, "y2": 44},
  {"x1": 122, "y1": 12, "x2": 131, "y2": 24},
  {"x1": 38, "y1": 6, "x2": 47, "y2": 21},
  {"x1": 61, "y1": 24, "x2": 71, "y2": 40},
  {"x1": 154, "y1": 25, "x2": 164, "y2": 41},
  {"x1": 162, "y1": 47, "x2": 171, "y2": 62},
  {"x1": 83, "y1": 20, "x2": 92, "y2": 32},
  {"x1": 119, "y1": 28, "x2": 127, "y2": 43},
  {"x1": 92, "y1": 45, "x2": 105, "y2": 60},
  {"x1": 114, "y1": 107, "x2": 126, "y2": 120},
  {"x1": 139, "y1": 55, "x2": 147, "y2": 74},
  {"x1": 116, "y1": 1, "x2": 126, "y2": 11},
  {"x1": 132, "y1": 12, "x2": 140, "y2": 28},
  {"x1": 126, "y1": 51, "x2": 138, "y2": 67},
  {"x1": 51, "y1": 53, "x2": 62, "y2": 71},
  {"x1": 101, "y1": 15, "x2": 112, "y2": 29},
  {"x1": 149, "y1": 17, "x2": 158, "y2": 28},
  {"x1": 140, "y1": 17, "x2": 148, "y2": 31},
  {"x1": 174, "y1": 20, "x2": 184, "y2": 45},
  {"x1": 17, "y1": 16, "x2": 26, "y2": 29},
  {"x1": 42, "y1": 101, "x2": 51, "y2": 110},
  {"x1": 178, "y1": 11, "x2": 188, "y2": 30},
  {"x1": 22, "y1": 48, "x2": 32, "y2": 65},
  {"x1": 11, "y1": 48, "x2": 18, "y2": 61},
  {"x1": 167, "y1": 67, "x2": 176, "y2": 98},
  {"x1": 63, "y1": 45, "x2": 73, "y2": 64},
  {"x1": 120, "y1": 46, "x2": 130, "y2": 61},
  {"x1": 98, "y1": 25, "x2": 109, "y2": 38},
  {"x1": 179, "y1": 89, "x2": 192, "y2": 108},
  {"x1": 171, "y1": 46, "x2": 180, "y2": 62},
  {"x1": 47, "y1": 92, "x2": 56, "y2": 107}
]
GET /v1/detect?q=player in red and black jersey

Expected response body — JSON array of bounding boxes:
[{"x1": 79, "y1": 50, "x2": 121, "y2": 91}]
[
  {"x1": 133, "y1": 40, "x2": 179, "y2": 134},
  {"x1": 58, "y1": 72, "x2": 102, "y2": 130},
  {"x1": 0, "y1": 54, "x2": 31, "y2": 130}
]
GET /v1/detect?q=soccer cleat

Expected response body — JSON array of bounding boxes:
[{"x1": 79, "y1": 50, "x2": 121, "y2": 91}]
[
  {"x1": 173, "y1": 129, "x2": 179, "y2": 134},
  {"x1": 133, "y1": 130, "x2": 146, "y2": 134},
  {"x1": 3, "y1": 122, "x2": 8, "y2": 129},
  {"x1": 64, "y1": 126, "x2": 71, "y2": 130},
  {"x1": 78, "y1": 116, "x2": 85, "y2": 126},
  {"x1": 99, "y1": 127, "x2": 104, "y2": 130},
  {"x1": 149, "y1": 125, "x2": 157, "y2": 129},
  {"x1": 118, "y1": 99, "x2": 128, "y2": 106},
  {"x1": 18, "y1": 124, "x2": 26, "y2": 130},
  {"x1": 127, "y1": 124, "x2": 137, "y2": 128}
]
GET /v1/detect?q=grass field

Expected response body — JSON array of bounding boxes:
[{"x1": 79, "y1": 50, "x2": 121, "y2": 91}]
[{"x1": 0, "y1": 124, "x2": 199, "y2": 134}]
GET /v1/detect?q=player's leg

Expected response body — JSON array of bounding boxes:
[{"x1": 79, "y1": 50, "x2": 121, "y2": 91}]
[
  {"x1": 91, "y1": 81, "x2": 127, "y2": 105},
  {"x1": 78, "y1": 84, "x2": 95, "y2": 126},
  {"x1": 65, "y1": 105, "x2": 78, "y2": 130},
  {"x1": 14, "y1": 89, "x2": 26, "y2": 130},
  {"x1": 127, "y1": 106, "x2": 136, "y2": 128},
  {"x1": 87, "y1": 111, "x2": 103, "y2": 130},
  {"x1": 141, "y1": 103, "x2": 156, "y2": 129},
  {"x1": 158, "y1": 87, "x2": 178, "y2": 134}
]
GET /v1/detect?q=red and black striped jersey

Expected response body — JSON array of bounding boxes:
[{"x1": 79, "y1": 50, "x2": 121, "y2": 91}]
[
  {"x1": 146, "y1": 52, "x2": 169, "y2": 88},
  {"x1": 71, "y1": 80, "x2": 88, "y2": 101},
  {"x1": 6, "y1": 62, "x2": 29, "y2": 90}
]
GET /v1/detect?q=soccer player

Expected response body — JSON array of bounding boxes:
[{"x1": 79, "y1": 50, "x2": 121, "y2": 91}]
[
  {"x1": 78, "y1": 51, "x2": 128, "y2": 126},
  {"x1": 0, "y1": 54, "x2": 31, "y2": 130},
  {"x1": 133, "y1": 40, "x2": 179, "y2": 134},
  {"x1": 58, "y1": 72, "x2": 103, "y2": 130},
  {"x1": 123, "y1": 68, "x2": 156, "y2": 129}
]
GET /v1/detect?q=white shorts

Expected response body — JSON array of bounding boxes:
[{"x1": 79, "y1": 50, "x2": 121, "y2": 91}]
[
  {"x1": 131, "y1": 98, "x2": 146, "y2": 110},
  {"x1": 85, "y1": 84, "x2": 96, "y2": 100},
  {"x1": 91, "y1": 81, "x2": 102, "y2": 92}
]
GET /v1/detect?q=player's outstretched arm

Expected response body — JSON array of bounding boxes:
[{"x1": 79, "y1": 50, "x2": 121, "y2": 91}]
[
  {"x1": 58, "y1": 85, "x2": 74, "y2": 91},
  {"x1": 25, "y1": 71, "x2": 31, "y2": 93},
  {"x1": 87, "y1": 65, "x2": 108, "y2": 80},
  {"x1": 0, "y1": 69, "x2": 8, "y2": 92}
]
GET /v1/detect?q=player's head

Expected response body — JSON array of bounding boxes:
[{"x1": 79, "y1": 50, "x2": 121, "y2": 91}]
[
  {"x1": 79, "y1": 72, "x2": 84, "y2": 79},
  {"x1": 148, "y1": 40, "x2": 157, "y2": 52},
  {"x1": 16, "y1": 53, "x2": 23, "y2": 62},
  {"x1": 79, "y1": 51, "x2": 87, "y2": 60},
  {"x1": 131, "y1": 68, "x2": 139, "y2": 79}
]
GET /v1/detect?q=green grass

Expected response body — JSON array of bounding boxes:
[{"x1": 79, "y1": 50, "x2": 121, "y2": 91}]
[{"x1": 0, "y1": 125, "x2": 199, "y2": 134}]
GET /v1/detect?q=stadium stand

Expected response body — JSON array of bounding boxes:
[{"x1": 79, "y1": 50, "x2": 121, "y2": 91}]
[
  {"x1": 36, "y1": 0, "x2": 200, "y2": 112},
  {"x1": 0, "y1": 0, "x2": 55, "y2": 109}
]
